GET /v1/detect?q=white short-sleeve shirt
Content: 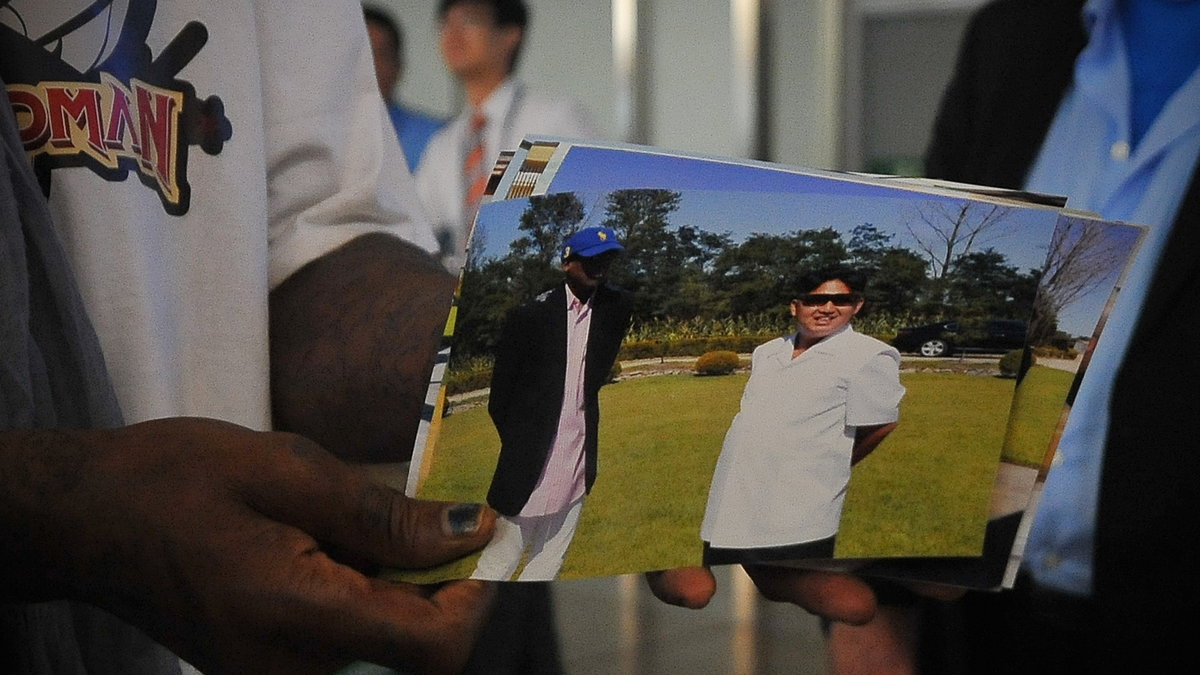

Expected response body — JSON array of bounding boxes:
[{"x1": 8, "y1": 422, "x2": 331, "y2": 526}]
[{"x1": 701, "y1": 326, "x2": 904, "y2": 548}]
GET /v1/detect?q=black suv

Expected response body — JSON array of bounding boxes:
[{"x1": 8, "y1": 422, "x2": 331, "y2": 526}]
[{"x1": 891, "y1": 318, "x2": 1028, "y2": 357}]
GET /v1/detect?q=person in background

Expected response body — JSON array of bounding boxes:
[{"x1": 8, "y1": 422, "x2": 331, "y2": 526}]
[
  {"x1": 364, "y1": 4, "x2": 445, "y2": 172},
  {"x1": 415, "y1": 0, "x2": 600, "y2": 270},
  {"x1": 823, "y1": 0, "x2": 1200, "y2": 672}
]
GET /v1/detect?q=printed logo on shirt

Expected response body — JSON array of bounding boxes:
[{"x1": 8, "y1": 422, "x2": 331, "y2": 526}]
[{"x1": 0, "y1": 1, "x2": 231, "y2": 216}]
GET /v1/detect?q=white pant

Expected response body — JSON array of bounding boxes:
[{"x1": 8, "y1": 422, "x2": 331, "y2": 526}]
[{"x1": 471, "y1": 499, "x2": 585, "y2": 581}]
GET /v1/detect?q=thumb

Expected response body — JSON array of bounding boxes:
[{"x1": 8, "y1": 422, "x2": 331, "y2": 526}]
[
  {"x1": 371, "y1": 496, "x2": 498, "y2": 569},
  {"x1": 303, "y1": 478, "x2": 498, "y2": 569},
  {"x1": 242, "y1": 432, "x2": 496, "y2": 568},
  {"x1": 645, "y1": 567, "x2": 717, "y2": 609}
]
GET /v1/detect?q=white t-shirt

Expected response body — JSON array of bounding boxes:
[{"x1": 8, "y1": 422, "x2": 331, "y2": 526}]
[
  {"x1": 701, "y1": 327, "x2": 905, "y2": 549},
  {"x1": 2, "y1": 0, "x2": 436, "y2": 430}
]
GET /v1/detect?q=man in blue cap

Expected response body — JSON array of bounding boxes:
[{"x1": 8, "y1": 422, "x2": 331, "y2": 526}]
[{"x1": 473, "y1": 226, "x2": 633, "y2": 580}]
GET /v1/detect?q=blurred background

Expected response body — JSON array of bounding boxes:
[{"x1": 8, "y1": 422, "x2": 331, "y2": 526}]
[
  {"x1": 374, "y1": 0, "x2": 985, "y2": 175},
  {"x1": 551, "y1": 568, "x2": 838, "y2": 674}
]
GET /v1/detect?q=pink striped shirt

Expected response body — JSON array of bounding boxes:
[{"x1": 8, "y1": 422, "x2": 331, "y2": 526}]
[{"x1": 519, "y1": 286, "x2": 593, "y2": 517}]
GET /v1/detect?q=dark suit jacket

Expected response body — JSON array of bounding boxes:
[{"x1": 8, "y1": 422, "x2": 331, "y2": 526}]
[
  {"x1": 485, "y1": 282, "x2": 633, "y2": 517},
  {"x1": 926, "y1": 0, "x2": 1200, "y2": 661}
]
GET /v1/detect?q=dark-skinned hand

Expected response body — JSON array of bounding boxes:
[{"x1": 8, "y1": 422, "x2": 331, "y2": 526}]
[{"x1": 0, "y1": 417, "x2": 497, "y2": 675}]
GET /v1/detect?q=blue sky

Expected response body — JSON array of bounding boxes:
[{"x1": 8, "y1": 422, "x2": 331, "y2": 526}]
[
  {"x1": 478, "y1": 187, "x2": 1058, "y2": 271},
  {"x1": 1049, "y1": 216, "x2": 1144, "y2": 338}
]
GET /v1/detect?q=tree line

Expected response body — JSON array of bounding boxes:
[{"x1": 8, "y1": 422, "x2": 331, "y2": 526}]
[{"x1": 454, "y1": 189, "x2": 1048, "y2": 359}]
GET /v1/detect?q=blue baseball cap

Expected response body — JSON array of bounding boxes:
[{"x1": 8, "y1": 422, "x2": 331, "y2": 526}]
[{"x1": 561, "y1": 226, "x2": 624, "y2": 261}]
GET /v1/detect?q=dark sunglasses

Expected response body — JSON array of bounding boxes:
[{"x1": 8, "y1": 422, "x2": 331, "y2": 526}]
[{"x1": 795, "y1": 293, "x2": 860, "y2": 307}]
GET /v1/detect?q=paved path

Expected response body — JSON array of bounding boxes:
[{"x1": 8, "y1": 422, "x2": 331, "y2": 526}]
[{"x1": 1037, "y1": 357, "x2": 1080, "y2": 373}]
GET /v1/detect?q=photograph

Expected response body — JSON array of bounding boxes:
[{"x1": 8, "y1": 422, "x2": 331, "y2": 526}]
[
  {"x1": 851, "y1": 212, "x2": 1145, "y2": 589},
  {"x1": 400, "y1": 173, "x2": 1077, "y2": 584}
]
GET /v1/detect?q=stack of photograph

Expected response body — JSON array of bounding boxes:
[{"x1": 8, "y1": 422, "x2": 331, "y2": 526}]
[{"x1": 392, "y1": 137, "x2": 1145, "y2": 592}]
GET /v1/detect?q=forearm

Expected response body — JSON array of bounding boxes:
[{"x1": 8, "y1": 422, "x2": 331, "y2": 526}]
[
  {"x1": 850, "y1": 422, "x2": 898, "y2": 466},
  {"x1": 269, "y1": 233, "x2": 456, "y2": 463}
]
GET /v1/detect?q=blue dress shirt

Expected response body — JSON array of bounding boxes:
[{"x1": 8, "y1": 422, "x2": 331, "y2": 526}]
[
  {"x1": 386, "y1": 102, "x2": 445, "y2": 173},
  {"x1": 1020, "y1": 0, "x2": 1200, "y2": 596}
]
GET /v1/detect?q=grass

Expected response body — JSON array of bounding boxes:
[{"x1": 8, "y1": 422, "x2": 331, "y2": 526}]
[
  {"x1": 564, "y1": 374, "x2": 745, "y2": 576},
  {"x1": 1002, "y1": 365, "x2": 1076, "y2": 468},
  {"x1": 393, "y1": 366, "x2": 1047, "y2": 582},
  {"x1": 837, "y1": 372, "x2": 1014, "y2": 558}
]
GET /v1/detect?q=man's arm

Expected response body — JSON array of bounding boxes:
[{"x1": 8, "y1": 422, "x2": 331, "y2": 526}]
[
  {"x1": 851, "y1": 422, "x2": 898, "y2": 466},
  {"x1": 269, "y1": 232, "x2": 456, "y2": 463}
]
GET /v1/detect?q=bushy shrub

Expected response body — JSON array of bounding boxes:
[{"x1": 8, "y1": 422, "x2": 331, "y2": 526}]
[
  {"x1": 608, "y1": 360, "x2": 622, "y2": 383},
  {"x1": 702, "y1": 336, "x2": 766, "y2": 354},
  {"x1": 694, "y1": 350, "x2": 741, "y2": 376},
  {"x1": 1033, "y1": 345, "x2": 1079, "y2": 360},
  {"x1": 998, "y1": 349, "x2": 1032, "y2": 378},
  {"x1": 619, "y1": 339, "x2": 670, "y2": 361},
  {"x1": 445, "y1": 356, "x2": 493, "y2": 396},
  {"x1": 1046, "y1": 331, "x2": 1078, "y2": 351},
  {"x1": 618, "y1": 335, "x2": 776, "y2": 361}
]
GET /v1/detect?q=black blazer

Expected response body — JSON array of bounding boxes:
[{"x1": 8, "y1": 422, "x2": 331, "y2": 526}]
[
  {"x1": 926, "y1": 0, "x2": 1200, "y2": 659},
  {"x1": 485, "y1": 283, "x2": 633, "y2": 517}
]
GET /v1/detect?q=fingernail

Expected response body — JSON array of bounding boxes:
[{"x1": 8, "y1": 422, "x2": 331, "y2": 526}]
[{"x1": 444, "y1": 503, "x2": 484, "y2": 536}]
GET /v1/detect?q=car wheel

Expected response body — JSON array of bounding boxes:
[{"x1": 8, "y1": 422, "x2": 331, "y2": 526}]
[{"x1": 920, "y1": 339, "x2": 949, "y2": 357}]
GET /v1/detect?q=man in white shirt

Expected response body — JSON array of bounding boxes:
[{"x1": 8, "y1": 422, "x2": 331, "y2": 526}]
[
  {"x1": 701, "y1": 267, "x2": 904, "y2": 564},
  {"x1": 415, "y1": 0, "x2": 600, "y2": 271}
]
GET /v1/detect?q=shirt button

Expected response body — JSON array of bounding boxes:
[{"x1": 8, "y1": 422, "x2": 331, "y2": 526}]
[
  {"x1": 1110, "y1": 141, "x2": 1130, "y2": 161},
  {"x1": 1043, "y1": 553, "x2": 1062, "y2": 570}
]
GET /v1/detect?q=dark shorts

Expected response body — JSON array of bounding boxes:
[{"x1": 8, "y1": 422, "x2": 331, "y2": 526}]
[{"x1": 702, "y1": 535, "x2": 837, "y2": 565}]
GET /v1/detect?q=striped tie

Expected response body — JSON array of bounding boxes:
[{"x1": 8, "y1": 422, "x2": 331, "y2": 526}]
[{"x1": 463, "y1": 109, "x2": 488, "y2": 221}]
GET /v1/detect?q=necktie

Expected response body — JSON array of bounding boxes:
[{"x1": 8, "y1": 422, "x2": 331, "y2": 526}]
[{"x1": 463, "y1": 109, "x2": 488, "y2": 222}]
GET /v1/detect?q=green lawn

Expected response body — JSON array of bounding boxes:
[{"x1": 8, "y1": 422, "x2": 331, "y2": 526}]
[
  {"x1": 837, "y1": 372, "x2": 1014, "y2": 558},
  {"x1": 396, "y1": 367, "x2": 1064, "y2": 582},
  {"x1": 1002, "y1": 365, "x2": 1076, "y2": 468}
]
